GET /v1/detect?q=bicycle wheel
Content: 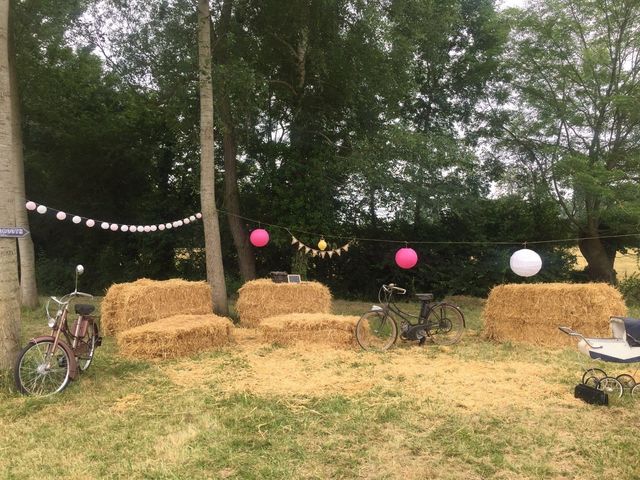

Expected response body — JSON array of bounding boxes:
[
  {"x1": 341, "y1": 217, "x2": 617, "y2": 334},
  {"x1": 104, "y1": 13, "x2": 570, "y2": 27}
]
[
  {"x1": 631, "y1": 384, "x2": 640, "y2": 399},
  {"x1": 14, "y1": 339, "x2": 71, "y2": 396},
  {"x1": 616, "y1": 374, "x2": 636, "y2": 392},
  {"x1": 355, "y1": 310, "x2": 397, "y2": 351},
  {"x1": 75, "y1": 320, "x2": 98, "y2": 372},
  {"x1": 425, "y1": 303, "x2": 464, "y2": 345}
]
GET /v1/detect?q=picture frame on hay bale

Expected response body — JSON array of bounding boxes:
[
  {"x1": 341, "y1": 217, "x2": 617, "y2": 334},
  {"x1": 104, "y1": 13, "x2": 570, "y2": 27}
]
[{"x1": 270, "y1": 271, "x2": 302, "y2": 284}]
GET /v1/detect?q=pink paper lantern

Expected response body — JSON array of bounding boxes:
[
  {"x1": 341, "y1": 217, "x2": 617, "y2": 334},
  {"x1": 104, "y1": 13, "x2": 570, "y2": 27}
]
[
  {"x1": 250, "y1": 228, "x2": 269, "y2": 247},
  {"x1": 395, "y1": 247, "x2": 418, "y2": 269},
  {"x1": 56, "y1": 211, "x2": 67, "y2": 221},
  {"x1": 25, "y1": 201, "x2": 37, "y2": 211}
]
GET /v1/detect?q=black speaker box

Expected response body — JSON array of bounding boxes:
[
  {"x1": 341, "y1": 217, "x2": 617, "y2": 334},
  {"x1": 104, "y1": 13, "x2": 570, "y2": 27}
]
[{"x1": 574, "y1": 383, "x2": 608, "y2": 406}]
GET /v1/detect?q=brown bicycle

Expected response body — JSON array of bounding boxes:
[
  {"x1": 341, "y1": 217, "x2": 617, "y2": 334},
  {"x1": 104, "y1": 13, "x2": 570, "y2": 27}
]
[{"x1": 14, "y1": 265, "x2": 102, "y2": 395}]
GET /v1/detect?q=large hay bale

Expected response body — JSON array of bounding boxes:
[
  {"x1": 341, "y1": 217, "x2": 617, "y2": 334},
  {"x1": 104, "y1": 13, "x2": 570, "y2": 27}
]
[
  {"x1": 483, "y1": 283, "x2": 627, "y2": 347},
  {"x1": 101, "y1": 279, "x2": 212, "y2": 335},
  {"x1": 236, "y1": 279, "x2": 332, "y2": 328},
  {"x1": 117, "y1": 314, "x2": 233, "y2": 360},
  {"x1": 258, "y1": 313, "x2": 359, "y2": 348}
]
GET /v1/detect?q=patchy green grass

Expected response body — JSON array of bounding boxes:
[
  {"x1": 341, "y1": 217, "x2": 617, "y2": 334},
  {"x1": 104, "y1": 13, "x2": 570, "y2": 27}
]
[{"x1": 0, "y1": 297, "x2": 639, "y2": 479}]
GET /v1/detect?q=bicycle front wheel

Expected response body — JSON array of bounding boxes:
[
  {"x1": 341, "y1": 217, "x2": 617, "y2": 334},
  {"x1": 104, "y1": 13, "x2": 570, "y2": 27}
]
[
  {"x1": 14, "y1": 340, "x2": 71, "y2": 396},
  {"x1": 425, "y1": 303, "x2": 464, "y2": 345},
  {"x1": 355, "y1": 310, "x2": 397, "y2": 351},
  {"x1": 75, "y1": 320, "x2": 98, "y2": 372}
]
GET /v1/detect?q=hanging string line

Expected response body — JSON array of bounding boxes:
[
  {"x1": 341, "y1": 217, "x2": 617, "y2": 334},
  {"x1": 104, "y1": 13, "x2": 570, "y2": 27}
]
[{"x1": 23, "y1": 198, "x2": 640, "y2": 247}]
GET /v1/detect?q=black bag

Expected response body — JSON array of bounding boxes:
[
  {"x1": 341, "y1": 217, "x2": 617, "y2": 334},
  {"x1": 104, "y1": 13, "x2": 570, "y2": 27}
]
[{"x1": 574, "y1": 383, "x2": 608, "y2": 406}]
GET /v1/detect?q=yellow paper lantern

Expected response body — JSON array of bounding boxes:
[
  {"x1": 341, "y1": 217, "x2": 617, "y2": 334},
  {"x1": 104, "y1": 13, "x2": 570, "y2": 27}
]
[{"x1": 318, "y1": 238, "x2": 327, "y2": 251}]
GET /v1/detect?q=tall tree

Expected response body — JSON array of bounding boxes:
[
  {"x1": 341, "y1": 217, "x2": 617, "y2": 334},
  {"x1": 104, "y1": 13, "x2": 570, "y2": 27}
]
[
  {"x1": 0, "y1": 0, "x2": 21, "y2": 371},
  {"x1": 199, "y1": 0, "x2": 228, "y2": 315},
  {"x1": 495, "y1": 0, "x2": 640, "y2": 283},
  {"x1": 9, "y1": 2, "x2": 37, "y2": 308}
]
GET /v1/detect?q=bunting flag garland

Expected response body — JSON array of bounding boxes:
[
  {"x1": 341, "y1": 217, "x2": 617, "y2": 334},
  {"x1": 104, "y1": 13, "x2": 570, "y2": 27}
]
[
  {"x1": 290, "y1": 235, "x2": 352, "y2": 259},
  {"x1": 25, "y1": 200, "x2": 203, "y2": 234}
]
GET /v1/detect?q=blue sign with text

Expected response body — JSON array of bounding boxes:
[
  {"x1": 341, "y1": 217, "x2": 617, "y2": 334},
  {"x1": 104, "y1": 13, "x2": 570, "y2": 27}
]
[{"x1": 0, "y1": 227, "x2": 29, "y2": 238}]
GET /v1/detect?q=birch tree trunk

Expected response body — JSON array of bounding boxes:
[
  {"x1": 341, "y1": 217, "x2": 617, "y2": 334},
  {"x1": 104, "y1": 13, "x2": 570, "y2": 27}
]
[
  {"x1": 9, "y1": 15, "x2": 37, "y2": 308},
  {"x1": 198, "y1": 0, "x2": 228, "y2": 316},
  {"x1": 0, "y1": 0, "x2": 21, "y2": 371}
]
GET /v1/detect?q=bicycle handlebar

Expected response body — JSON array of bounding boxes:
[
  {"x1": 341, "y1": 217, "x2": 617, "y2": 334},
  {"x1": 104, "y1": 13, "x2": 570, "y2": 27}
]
[
  {"x1": 51, "y1": 291, "x2": 94, "y2": 305},
  {"x1": 383, "y1": 284, "x2": 406, "y2": 295}
]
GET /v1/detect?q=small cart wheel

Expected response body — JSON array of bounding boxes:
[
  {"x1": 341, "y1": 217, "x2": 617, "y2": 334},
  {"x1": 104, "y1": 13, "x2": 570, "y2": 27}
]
[
  {"x1": 583, "y1": 376, "x2": 600, "y2": 388},
  {"x1": 597, "y1": 377, "x2": 623, "y2": 398},
  {"x1": 631, "y1": 384, "x2": 640, "y2": 399},
  {"x1": 582, "y1": 368, "x2": 607, "y2": 385},
  {"x1": 616, "y1": 374, "x2": 636, "y2": 392}
]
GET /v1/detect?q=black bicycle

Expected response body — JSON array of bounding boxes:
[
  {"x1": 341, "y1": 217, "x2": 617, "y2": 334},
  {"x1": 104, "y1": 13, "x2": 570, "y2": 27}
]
[{"x1": 355, "y1": 284, "x2": 465, "y2": 351}]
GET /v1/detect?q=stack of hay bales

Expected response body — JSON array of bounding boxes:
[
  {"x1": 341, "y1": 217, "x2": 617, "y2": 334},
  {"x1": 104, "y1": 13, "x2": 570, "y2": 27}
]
[
  {"x1": 101, "y1": 279, "x2": 233, "y2": 360},
  {"x1": 236, "y1": 279, "x2": 332, "y2": 328},
  {"x1": 117, "y1": 314, "x2": 233, "y2": 360},
  {"x1": 483, "y1": 283, "x2": 627, "y2": 348},
  {"x1": 102, "y1": 279, "x2": 213, "y2": 335},
  {"x1": 258, "y1": 313, "x2": 359, "y2": 349}
]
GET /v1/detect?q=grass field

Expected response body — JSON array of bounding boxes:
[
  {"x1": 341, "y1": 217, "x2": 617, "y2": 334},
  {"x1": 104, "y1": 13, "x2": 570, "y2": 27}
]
[
  {"x1": 1, "y1": 296, "x2": 640, "y2": 479},
  {"x1": 571, "y1": 248, "x2": 639, "y2": 278}
]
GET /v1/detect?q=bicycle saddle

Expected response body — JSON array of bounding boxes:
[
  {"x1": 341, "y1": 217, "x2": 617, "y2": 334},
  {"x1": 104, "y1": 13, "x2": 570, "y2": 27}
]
[
  {"x1": 75, "y1": 304, "x2": 95, "y2": 315},
  {"x1": 415, "y1": 293, "x2": 434, "y2": 302}
]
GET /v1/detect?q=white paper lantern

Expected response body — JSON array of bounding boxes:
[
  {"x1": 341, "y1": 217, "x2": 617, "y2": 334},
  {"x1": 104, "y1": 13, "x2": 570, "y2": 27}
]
[
  {"x1": 36, "y1": 205, "x2": 47, "y2": 214},
  {"x1": 150, "y1": 225, "x2": 157, "y2": 232},
  {"x1": 56, "y1": 211, "x2": 67, "y2": 221},
  {"x1": 129, "y1": 225, "x2": 137, "y2": 232},
  {"x1": 100, "y1": 222, "x2": 109, "y2": 230},
  {"x1": 183, "y1": 218, "x2": 190, "y2": 224},
  {"x1": 110, "y1": 224, "x2": 118, "y2": 231},
  {"x1": 121, "y1": 225, "x2": 129, "y2": 232},
  {"x1": 72, "y1": 216, "x2": 82, "y2": 224},
  {"x1": 86, "y1": 219, "x2": 95, "y2": 227},
  {"x1": 137, "y1": 226, "x2": 144, "y2": 232},
  {"x1": 166, "y1": 223, "x2": 172, "y2": 229},
  {"x1": 26, "y1": 201, "x2": 37, "y2": 211},
  {"x1": 172, "y1": 221, "x2": 180, "y2": 228},
  {"x1": 510, "y1": 249, "x2": 542, "y2": 277},
  {"x1": 196, "y1": 213, "x2": 202, "y2": 219},
  {"x1": 189, "y1": 215, "x2": 196, "y2": 222},
  {"x1": 144, "y1": 226, "x2": 151, "y2": 232},
  {"x1": 158, "y1": 224, "x2": 165, "y2": 231}
]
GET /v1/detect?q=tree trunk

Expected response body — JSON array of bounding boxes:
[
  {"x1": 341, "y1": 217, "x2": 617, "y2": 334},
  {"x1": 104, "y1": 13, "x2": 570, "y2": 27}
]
[
  {"x1": 198, "y1": 0, "x2": 228, "y2": 316},
  {"x1": 578, "y1": 236, "x2": 617, "y2": 284},
  {"x1": 9, "y1": 16, "x2": 37, "y2": 308},
  {"x1": 0, "y1": 0, "x2": 21, "y2": 371},
  {"x1": 216, "y1": 0, "x2": 256, "y2": 282}
]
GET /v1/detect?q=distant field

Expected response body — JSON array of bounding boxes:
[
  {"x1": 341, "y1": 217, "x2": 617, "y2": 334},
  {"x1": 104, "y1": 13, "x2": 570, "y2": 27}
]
[{"x1": 571, "y1": 248, "x2": 639, "y2": 278}]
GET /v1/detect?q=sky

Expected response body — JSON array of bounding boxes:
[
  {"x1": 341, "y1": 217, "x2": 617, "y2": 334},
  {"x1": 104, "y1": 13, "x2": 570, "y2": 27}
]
[{"x1": 498, "y1": 0, "x2": 529, "y2": 9}]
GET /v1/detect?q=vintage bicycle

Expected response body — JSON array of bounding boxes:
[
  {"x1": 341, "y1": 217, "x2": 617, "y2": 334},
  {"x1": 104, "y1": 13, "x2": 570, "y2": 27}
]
[
  {"x1": 14, "y1": 265, "x2": 102, "y2": 395},
  {"x1": 355, "y1": 283, "x2": 465, "y2": 351}
]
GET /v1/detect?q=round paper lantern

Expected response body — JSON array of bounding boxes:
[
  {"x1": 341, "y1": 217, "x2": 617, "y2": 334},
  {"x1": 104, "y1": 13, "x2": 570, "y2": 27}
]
[
  {"x1": 86, "y1": 219, "x2": 95, "y2": 228},
  {"x1": 159, "y1": 224, "x2": 166, "y2": 231},
  {"x1": 150, "y1": 225, "x2": 157, "y2": 232},
  {"x1": 121, "y1": 225, "x2": 129, "y2": 232},
  {"x1": 510, "y1": 248, "x2": 542, "y2": 277},
  {"x1": 318, "y1": 238, "x2": 327, "y2": 251},
  {"x1": 144, "y1": 226, "x2": 151, "y2": 232},
  {"x1": 100, "y1": 222, "x2": 109, "y2": 230},
  {"x1": 137, "y1": 226, "x2": 144, "y2": 232},
  {"x1": 183, "y1": 218, "x2": 190, "y2": 224},
  {"x1": 395, "y1": 247, "x2": 418, "y2": 269},
  {"x1": 250, "y1": 228, "x2": 270, "y2": 247},
  {"x1": 196, "y1": 213, "x2": 202, "y2": 219},
  {"x1": 26, "y1": 201, "x2": 37, "y2": 211},
  {"x1": 56, "y1": 211, "x2": 67, "y2": 221},
  {"x1": 166, "y1": 223, "x2": 173, "y2": 229},
  {"x1": 72, "y1": 216, "x2": 82, "y2": 224},
  {"x1": 36, "y1": 205, "x2": 47, "y2": 214},
  {"x1": 189, "y1": 215, "x2": 196, "y2": 222},
  {"x1": 110, "y1": 224, "x2": 118, "y2": 231}
]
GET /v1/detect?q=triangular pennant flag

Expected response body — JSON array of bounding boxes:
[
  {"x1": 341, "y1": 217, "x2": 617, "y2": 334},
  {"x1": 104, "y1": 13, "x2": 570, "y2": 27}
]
[
  {"x1": 343, "y1": 244, "x2": 349, "y2": 252},
  {"x1": 312, "y1": 250, "x2": 318, "y2": 257},
  {"x1": 291, "y1": 237, "x2": 298, "y2": 245},
  {"x1": 328, "y1": 251, "x2": 334, "y2": 258},
  {"x1": 320, "y1": 251, "x2": 326, "y2": 258},
  {"x1": 298, "y1": 242, "x2": 305, "y2": 250},
  {"x1": 305, "y1": 246, "x2": 311, "y2": 254},
  {"x1": 335, "y1": 249, "x2": 341, "y2": 256}
]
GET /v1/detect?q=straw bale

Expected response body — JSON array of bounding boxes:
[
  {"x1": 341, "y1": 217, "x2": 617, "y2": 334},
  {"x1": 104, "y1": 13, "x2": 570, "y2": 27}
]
[
  {"x1": 236, "y1": 279, "x2": 332, "y2": 328},
  {"x1": 483, "y1": 283, "x2": 627, "y2": 347},
  {"x1": 258, "y1": 313, "x2": 359, "y2": 349},
  {"x1": 101, "y1": 279, "x2": 213, "y2": 335},
  {"x1": 117, "y1": 314, "x2": 233, "y2": 360}
]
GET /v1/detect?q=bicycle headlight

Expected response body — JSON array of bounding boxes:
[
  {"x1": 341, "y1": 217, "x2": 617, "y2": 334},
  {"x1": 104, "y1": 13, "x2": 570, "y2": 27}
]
[{"x1": 48, "y1": 317, "x2": 56, "y2": 328}]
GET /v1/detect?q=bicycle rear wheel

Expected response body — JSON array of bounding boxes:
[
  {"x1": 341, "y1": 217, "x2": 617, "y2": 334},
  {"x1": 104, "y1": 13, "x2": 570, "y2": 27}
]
[
  {"x1": 425, "y1": 303, "x2": 464, "y2": 345},
  {"x1": 75, "y1": 320, "x2": 98, "y2": 372},
  {"x1": 355, "y1": 310, "x2": 397, "y2": 351},
  {"x1": 14, "y1": 340, "x2": 71, "y2": 396}
]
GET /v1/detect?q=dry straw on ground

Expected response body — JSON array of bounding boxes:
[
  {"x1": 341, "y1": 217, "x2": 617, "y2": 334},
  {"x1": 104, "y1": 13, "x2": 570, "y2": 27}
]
[
  {"x1": 117, "y1": 314, "x2": 233, "y2": 360},
  {"x1": 483, "y1": 283, "x2": 627, "y2": 347},
  {"x1": 236, "y1": 279, "x2": 332, "y2": 328},
  {"x1": 101, "y1": 279, "x2": 212, "y2": 335},
  {"x1": 258, "y1": 313, "x2": 359, "y2": 348}
]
